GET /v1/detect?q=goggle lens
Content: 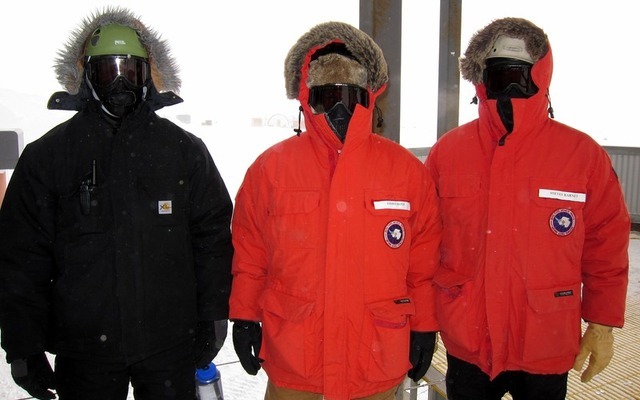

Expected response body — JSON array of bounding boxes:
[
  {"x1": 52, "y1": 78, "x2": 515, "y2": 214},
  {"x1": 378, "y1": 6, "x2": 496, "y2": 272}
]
[
  {"x1": 483, "y1": 60, "x2": 538, "y2": 97},
  {"x1": 308, "y1": 84, "x2": 369, "y2": 114},
  {"x1": 87, "y1": 56, "x2": 150, "y2": 88}
]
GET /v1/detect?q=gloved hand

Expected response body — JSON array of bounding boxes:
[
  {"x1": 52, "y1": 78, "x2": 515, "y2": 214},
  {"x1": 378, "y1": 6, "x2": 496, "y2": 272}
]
[
  {"x1": 407, "y1": 331, "x2": 437, "y2": 382},
  {"x1": 10, "y1": 353, "x2": 56, "y2": 400},
  {"x1": 194, "y1": 320, "x2": 228, "y2": 369},
  {"x1": 232, "y1": 319, "x2": 262, "y2": 375},
  {"x1": 572, "y1": 322, "x2": 614, "y2": 383}
]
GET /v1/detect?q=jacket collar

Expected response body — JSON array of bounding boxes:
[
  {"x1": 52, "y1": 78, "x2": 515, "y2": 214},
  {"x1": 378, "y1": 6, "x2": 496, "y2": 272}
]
[{"x1": 47, "y1": 81, "x2": 183, "y2": 112}]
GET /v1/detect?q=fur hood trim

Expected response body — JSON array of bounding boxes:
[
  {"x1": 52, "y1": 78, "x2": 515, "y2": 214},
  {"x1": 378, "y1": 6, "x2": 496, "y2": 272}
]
[
  {"x1": 284, "y1": 21, "x2": 388, "y2": 99},
  {"x1": 54, "y1": 6, "x2": 180, "y2": 95},
  {"x1": 307, "y1": 53, "x2": 368, "y2": 88},
  {"x1": 460, "y1": 17, "x2": 548, "y2": 84}
]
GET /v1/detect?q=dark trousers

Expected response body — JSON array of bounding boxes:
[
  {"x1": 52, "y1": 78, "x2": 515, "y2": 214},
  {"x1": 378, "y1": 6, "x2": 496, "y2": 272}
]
[
  {"x1": 55, "y1": 341, "x2": 196, "y2": 400},
  {"x1": 445, "y1": 353, "x2": 568, "y2": 400}
]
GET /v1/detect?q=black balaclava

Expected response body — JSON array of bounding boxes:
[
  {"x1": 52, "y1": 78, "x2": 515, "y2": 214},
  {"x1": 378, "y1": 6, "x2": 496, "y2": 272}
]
[
  {"x1": 306, "y1": 44, "x2": 369, "y2": 143},
  {"x1": 88, "y1": 72, "x2": 149, "y2": 119}
]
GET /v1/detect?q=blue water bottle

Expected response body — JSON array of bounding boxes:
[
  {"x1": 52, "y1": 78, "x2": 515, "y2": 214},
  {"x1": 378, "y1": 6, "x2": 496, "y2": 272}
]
[{"x1": 195, "y1": 362, "x2": 224, "y2": 400}]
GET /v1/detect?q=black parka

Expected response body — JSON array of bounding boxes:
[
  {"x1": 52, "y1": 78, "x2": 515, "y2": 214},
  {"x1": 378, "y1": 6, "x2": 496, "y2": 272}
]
[{"x1": 0, "y1": 92, "x2": 233, "y2": 363}]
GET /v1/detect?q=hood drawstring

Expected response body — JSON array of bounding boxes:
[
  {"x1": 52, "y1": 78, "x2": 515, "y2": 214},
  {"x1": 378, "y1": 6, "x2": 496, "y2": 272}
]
[
  {"x1": 294, "y1": 105, "x2": 303, "y2": 136},
  {"x1": 546, "y1": 90, "x2": 555, "y2": 119},
  {"x1": 471, "y1": 95, "x2": 478, "y2": 105}
]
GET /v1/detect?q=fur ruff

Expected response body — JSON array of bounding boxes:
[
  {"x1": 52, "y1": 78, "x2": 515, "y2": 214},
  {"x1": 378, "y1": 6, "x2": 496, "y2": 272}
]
[
  {"x1": 284, "y1": 21, "x2": 388, "y2": 99},
  {"x1": 307, "y1": 53, "x2": 368, "y2": 88},
  {"x1": 54, "y1": 6, "x2": 180, "y2": 94},
  {"x1": 459, "y1": 17, "x2": 548, "y2": 84}
]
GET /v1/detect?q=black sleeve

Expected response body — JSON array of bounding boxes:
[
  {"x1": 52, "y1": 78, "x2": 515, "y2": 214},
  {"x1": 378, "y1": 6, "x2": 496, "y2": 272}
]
[
  {"x1": 0, "y1": 144, "x2": 56, "y2": 362},
  {"x1": 187, "y1": 137, "x2": 234, "y2": 322}
]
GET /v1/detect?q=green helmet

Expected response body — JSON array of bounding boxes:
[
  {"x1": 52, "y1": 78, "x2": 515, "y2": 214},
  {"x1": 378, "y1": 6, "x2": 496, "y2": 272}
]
[{"x1": 85, "y1": 24, "x2": 148, "y2": 58}]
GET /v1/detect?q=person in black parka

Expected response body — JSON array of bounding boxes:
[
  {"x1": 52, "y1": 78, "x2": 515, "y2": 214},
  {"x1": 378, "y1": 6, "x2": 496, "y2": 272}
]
[{"x1": 0, "y1": 6, "x2": 233, "y2": 400}]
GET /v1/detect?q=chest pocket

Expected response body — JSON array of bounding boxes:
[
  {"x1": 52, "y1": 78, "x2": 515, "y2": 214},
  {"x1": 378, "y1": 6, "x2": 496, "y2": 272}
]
[
  {"x1": 138, "y1": 175, "x2": 188, "y2": 226},
  {"x1": 438, "y1": 174, "x2": 481, "y2": 198},
  {"x1": 529, "y1": 178, "x2": 586, "y2": 236},
  {"x1": 363, "y1": 191, "x2": 412, "y2": 280},
  {"x1": 437, "y1": 173, "x2": 481, "y2": 225},
  {"x1": 364, "y1": 191, "x2": 412, "y2": 242},
  {"x1": 268, "y1": 189, "x2": 320, "y2": 248}
]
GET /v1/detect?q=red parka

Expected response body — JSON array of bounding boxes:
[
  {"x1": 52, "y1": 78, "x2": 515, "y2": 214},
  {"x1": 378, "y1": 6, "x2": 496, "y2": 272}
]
[
  {"x1": 426, "y1": 41, "x2": 630, "y2": 378},
  {"x1": 229, "y1": 23, "x2": 441, "y2": 400}
]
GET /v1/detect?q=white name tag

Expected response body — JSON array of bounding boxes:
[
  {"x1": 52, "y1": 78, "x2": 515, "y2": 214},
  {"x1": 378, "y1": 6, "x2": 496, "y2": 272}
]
[
  {"x1": 373, "y1": 200, "x2": 411, "y2": 211},
  {"x1": 538, "y1": 189, "x2": 586, "y2": 203}
]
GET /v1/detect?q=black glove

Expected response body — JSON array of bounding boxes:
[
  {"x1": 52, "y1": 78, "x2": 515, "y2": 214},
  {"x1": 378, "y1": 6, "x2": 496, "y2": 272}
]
[
  {"x1": 11, "y1": 353, "x2": 56, "y2": 400},
  {"x1": 232, "y1": 320, "x2": 262, "y2": 375},
  {"x1": 194, "y1": 320, "x2": 228, "y2": 369},
  {"x1": 407, "y1": 331, "x2": 437, "y2": 382}
]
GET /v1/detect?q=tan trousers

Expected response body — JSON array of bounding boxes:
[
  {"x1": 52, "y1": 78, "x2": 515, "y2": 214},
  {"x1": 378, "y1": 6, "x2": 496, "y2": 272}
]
[{"x1": 264, "y1": 380, "x2": 399, "y2": 400}]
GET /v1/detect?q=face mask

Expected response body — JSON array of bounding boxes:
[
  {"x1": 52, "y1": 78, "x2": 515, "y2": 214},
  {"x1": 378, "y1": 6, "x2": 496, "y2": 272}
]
[
  {"x1": 94, "y1": 76, "x2": 146, "y2": 118},
  {"x1": 309, "y1": 84, "x2": 368, "y2": 142},
  {"x1": 324, "y1": 102, "x2": 352, "y2": 142}
]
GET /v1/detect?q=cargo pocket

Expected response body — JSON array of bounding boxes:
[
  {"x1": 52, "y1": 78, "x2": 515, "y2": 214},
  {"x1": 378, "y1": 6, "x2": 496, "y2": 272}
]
[
  {"x1": 260, "y1": 288, "x2": 315, "y2": 377},
  {"x1": 363, "y1": 298, "x2": 415, "y2": 382},
  {"x1": 522, "y1": 284, "x2": 581, "y2": 362},
  {"x1": 433, "y1": 271, "x2": 481, "y2": 354}
]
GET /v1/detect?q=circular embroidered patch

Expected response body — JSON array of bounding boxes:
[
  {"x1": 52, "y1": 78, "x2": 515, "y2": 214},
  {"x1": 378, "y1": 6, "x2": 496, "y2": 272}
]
[
  {"x1": 549, "y1": 208, "x2": 576, "y2": 236},
  {"x1": 384, "y1": 220, "x2": 405, "y2": 248}
]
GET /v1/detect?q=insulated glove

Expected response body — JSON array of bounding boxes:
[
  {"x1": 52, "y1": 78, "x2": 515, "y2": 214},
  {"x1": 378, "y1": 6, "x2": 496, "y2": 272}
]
[
  {"x1": 572, "y1": 322, "x2": 614, "y2": 382},
  {"x1": 407, "y1": 331, "x2": 437, "y2": 382},
  {"x1": 232, "y1": 320, "x2": 262, "y2": 375},
  {"x1": 11, "y1": 353, "x2": 56, "y2": 400},
  {"x1": 194, "y1": 320, "x2": 228, "y2": 369}
]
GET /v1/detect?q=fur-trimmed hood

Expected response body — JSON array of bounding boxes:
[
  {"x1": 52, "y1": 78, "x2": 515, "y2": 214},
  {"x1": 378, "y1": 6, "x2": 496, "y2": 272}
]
[
  {"x1": 460, "y1": 17, "x2": 548, "y2": 84},
  {"x1": 54, "y1": 6, "x2": 180, "y2": 95},
  {"x1": 284, "y1": 21, "x2": 388, "y2": 100}
]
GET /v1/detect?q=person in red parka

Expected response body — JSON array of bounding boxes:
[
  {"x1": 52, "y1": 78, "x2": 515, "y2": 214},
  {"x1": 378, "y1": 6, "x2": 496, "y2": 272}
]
[
  {"x1": 228, "y1": 21, "x2": 442, "y2": 400},
  {"x1": 426, "y1": 17, "x2": 630, "y2": 399}
]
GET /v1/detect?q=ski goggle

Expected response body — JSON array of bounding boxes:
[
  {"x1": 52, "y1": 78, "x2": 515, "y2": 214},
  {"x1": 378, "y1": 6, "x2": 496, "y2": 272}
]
[
  {"x1": 483, "y1": 59, "x2": 538, "y2": 97},
  {"x1": 308, "y1": 84, "x2": 369, "y2": 114},
  {"x1": 86, "y1": 55, "x2": 150, "y2": 88}
]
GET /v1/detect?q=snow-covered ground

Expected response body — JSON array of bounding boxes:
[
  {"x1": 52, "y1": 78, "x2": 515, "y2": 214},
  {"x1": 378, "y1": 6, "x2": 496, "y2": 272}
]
[{"x1": 1, "y1": 231, "x2": 638, "y2": 399}]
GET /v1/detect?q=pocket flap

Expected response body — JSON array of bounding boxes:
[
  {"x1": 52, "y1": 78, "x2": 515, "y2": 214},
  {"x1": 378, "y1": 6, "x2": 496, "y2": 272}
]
[
  {"x1": 262, "y1": 288, "x2": 314, "y2": 322},
  {"x1": 434, "y1": 268, "x2": 473, "y2": 288},
  {"x1": 368, "y1": 297, "x2": 416, "y2": 319},
  {"x1": 364, "y1": 190, "x2": 411, "y2": 216},
  {"x1": 439, "y1": 174, "x2": 480, "y2": 198},
  {"x1": 272, "y1": 190, "x2": 320, "y2": 215},
  {"x1": 527, "y1": 284, "x2": 581, "y2": 314},
  {"x1": 530, "y1": 178, "x2": 587, "y2": 209}
]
